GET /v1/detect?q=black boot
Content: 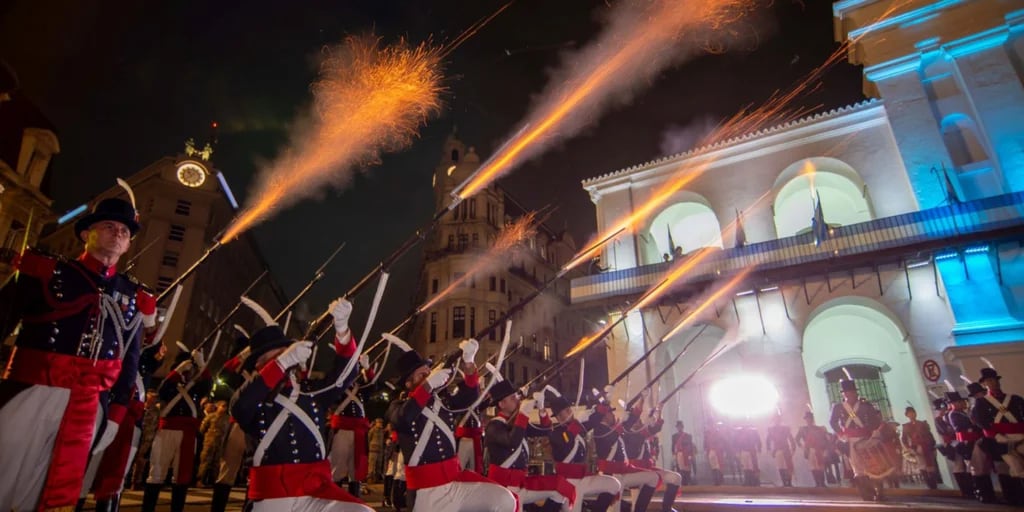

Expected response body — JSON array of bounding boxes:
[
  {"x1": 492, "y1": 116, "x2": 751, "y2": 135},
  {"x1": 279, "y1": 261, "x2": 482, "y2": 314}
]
[
  {"x1": 632, "y1": 485, "x2": 655, "y2": 512},
  {"x1": 141, "y1": 484, "x2": 162, "y2": 512},
  {"x1": 924, "y1": 471, "x2": 938, "y2": 490},
  {"x1": 592, "y1": 492, "x2": 616, "y2": 512},
  {"x1": 393, "y1": 479, "x2": 408, "y2": 511},
  {"x1": 997, "y1": 474, "x2": 1016, "y2": 504},
  {"x1": 661, "y1": 484, "x2": 679, "y2": 512},
  {"x1": 680, "y1": 472, "x2": 690, "y2": 486},
  {"x1": 974, "y1": 474, "x2": 996, "y2": 503},
  {"x1": 712, "y1": 469, "x2": 723, "y2": 485},
  {"x1": 1012, "y1": 478, "x2": 1024, "y2": 506},
  {"x1": 873, "y1": 479, "x2": 885, "y2": 501},
  {"x1": 94, "y1": 498, "x2": 111, "y2": 512},
  {"x1": 170, "y1": 484, "x2": 189, "y2": 512},
  {"x1": 347, "y1": 480, "x2": 362, "y2": 499},
  {"x1": 952, "y1": 472, "x2": 973, "y2": 498},
  {"x1": 853, "y1": 477, "x2": 874, "y2": 501},
  {"x1": 75, "y1": 498, "x2": 86, "y2": 512},
  {"x1": 211, "y1": 484, "x2": 232, "y2": 512},
  {"x1": 812, "y1": 470, "x2": 825, "y2": 487},
  {"x1": 383, "y1": 475, "x2": 394, "y2": 507}
]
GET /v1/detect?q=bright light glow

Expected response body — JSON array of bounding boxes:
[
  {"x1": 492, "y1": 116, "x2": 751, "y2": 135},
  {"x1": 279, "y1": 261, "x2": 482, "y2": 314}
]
[
  {"x1": 709, "y1": 375, "x2": 779, "y2": 418},
  {"x1": 446, "y1": 165, "x2": 456, "y2": 176},
  {"x1": 58, "y1": 204, "x2": 88, "y2": 225},
  {"x1": 216, "y1": 172, "x2": 239, "y2": 210}
]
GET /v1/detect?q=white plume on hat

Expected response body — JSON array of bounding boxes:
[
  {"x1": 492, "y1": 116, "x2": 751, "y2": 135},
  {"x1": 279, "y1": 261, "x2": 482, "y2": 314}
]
[
  {"x1": 382, "y1": 333, "x2": 413, "y2": 353},
  {"x1": 240, "y1": 296, "x2": 277, "y2": 327}
]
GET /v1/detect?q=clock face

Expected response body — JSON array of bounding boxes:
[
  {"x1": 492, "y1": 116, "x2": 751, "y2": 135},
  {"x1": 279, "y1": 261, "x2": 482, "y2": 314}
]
[{"x1": 176, "y1": 163, "x2": 207, "y2": 188}]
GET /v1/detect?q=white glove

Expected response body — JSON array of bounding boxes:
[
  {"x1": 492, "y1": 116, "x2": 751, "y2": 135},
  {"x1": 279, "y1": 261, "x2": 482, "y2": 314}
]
[
  {"x1": 359, "y1": 354, "x2": 370, "y2": 369},
  {"x1": 425, "y1": 367, "x2": 452, "y2": 390},
  {"x1": 331, "y1": 299, "x2": 353, "y2": 335},
  {"x1": 276, "y1": 341, "x2": 314, "y2": 371},
  {"x1": 459, "y1": 338, "x2": 479, "y2": 364},
  {"x1": 93, "y1": 420, "x2": 119, "y2": 454},
  {"x1": 532, "y1": 391, "x2": 545, "y2": 410},
  {"x1": 519, "y1": 399, "x2": 537, "y2": 416},
  {"x1": 576, "y1": 407, "x2": 595, "y2": 423},
  {"x1": 191, "y1": 349, "x2": 206, "y2": 369},
  {"x1": 174, "y1": 359, "x2": 193, "y2": 374}
]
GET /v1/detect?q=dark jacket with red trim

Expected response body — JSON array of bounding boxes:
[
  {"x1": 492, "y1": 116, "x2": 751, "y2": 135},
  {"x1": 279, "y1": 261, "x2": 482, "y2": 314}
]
[
  {"x1": 544, "y1": 414, "x2": 601, "y2": 464},
  {"x1": 388, "y1": 372, "x2": 479, "y2": 467},
  {"x1": 828, "y1": 398, "x2": 882, "y2": 438},
  {"x1": 0, "y1": 249, "x2": 155, "y2": 421},
  {"x1": 592, "y1": 421, "x2": 629, "y2": 462},
  {"x1": 158, "y1": 368, "x2": 213, "y2": 419},
  {"x1": 621, "y1": 409, "x2": 662, "y2": 462},
  {"x1": 484, "y1": 412, "x2": 548, "y2": 469},
  {"x1": 231, "y1": 336, "x2": 359, "y2": 467},
  {"x1": 971, "y1": 391, "x2": 1024, "y2": 437}
]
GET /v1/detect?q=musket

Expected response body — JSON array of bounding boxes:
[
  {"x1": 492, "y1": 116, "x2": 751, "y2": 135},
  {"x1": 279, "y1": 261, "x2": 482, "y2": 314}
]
[
  {"x1": 272, "y1": 241, "x2": 347, "y2": 323},
  {"x1": 658, "y1": 338, "x2": 736, "y2": 407},
  {"x1": 193, "y1": 270, "x2": 269, "y2": 350},
  {"x1": 625, "y1": 324, "x2": 709, "y2": 409},
  {"x1": 156, "y1": 240, "x2": 224, "y2": 302}
]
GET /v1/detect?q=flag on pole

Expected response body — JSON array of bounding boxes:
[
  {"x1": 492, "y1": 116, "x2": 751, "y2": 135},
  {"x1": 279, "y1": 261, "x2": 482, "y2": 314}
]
[
  {"x1": 666, "y1": 225, "x2": 676, "y2": 256},
  {"x1": 941, "y1": 165, "x2": 961, "y2": 204},
  {"x1": 735, "y1": 209, "x2": 746, "y2": 248},
  {"x1": 811, "y1": 192, "x2": 828, "y2": 247}
]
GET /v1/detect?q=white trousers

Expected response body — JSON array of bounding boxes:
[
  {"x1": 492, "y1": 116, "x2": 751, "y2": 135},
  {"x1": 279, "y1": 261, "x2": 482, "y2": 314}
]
[
  {"x1": 79, "y1": 404, "x2": 110, "y2": 498},
  {"x1": 217, "y1": 423, "x2": 248, "y2": 485},
  {"x1": 147, "y1": 428, "x2": 185, "y2": 484},
  {"x1": 330, "y1": 430, "x2": 355, "y2": 481},
  {"x1": 607, "y1": 470, "x2": 659, "y2": 491},
  {"x1": 458, "y1": 438, "x2": 479, "y2": 472},
  {"x1": 509, "y1": 487, "x2": 568, "y2": 512},
  {"x1": 566, "y1": 475, "x2": 621, "y2": 512},
  {"x1": 652, "y1": 468, "x2": 681, "y2": 486},
  {"x1": 0, "y1": 385, "x2": 79, "y2": 512},
  {"x1": 253, "y1": 496, "x2": 374, "y2": 512},
  {"x1": 706, "y1": 449, "x2": 722, "y2": 471},
  {"x1": 412, "y1": 481, "x2": 517, "y2": 512}
]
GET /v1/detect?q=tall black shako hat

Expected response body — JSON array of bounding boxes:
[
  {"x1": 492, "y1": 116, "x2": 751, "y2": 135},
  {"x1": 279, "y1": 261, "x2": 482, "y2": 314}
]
[
  {"x1": 382, "y1": 333, "x2": 431, "y2": 385},
  {"x1": 487, "y1": 379, "x2": 519, "y2": 408},
  {"x1": 979, "y1": 367, "x2": 1001, "y2": 382},
  {"x1": 76, "y1": 180, "x2": 142, "y2": 237},
  {"x1": 239, "y1": 296, "x2": 292, "y2": 371},
  {"x1": 967, "y1": 382, "x2": 985, "y2": 396},
  {"x1": 839, "y1": 379, "x2": 858, "y2": 392},
  {"x1": 548, "y1": 391, "x2": 572, "y2": 416}
]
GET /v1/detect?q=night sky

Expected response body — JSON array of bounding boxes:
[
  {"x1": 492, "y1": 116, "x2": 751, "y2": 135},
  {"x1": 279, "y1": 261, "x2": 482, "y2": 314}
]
[{"x1": 1, "y1": 0, "x2": 864, "y2": 330}]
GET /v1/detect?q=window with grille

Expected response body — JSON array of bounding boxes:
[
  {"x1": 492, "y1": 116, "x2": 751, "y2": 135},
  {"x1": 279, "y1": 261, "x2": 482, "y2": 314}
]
[
  {"x1": 175, "y1": 199, "x2": 192, "y2": 216},
  {"x1": 161, "y1": 251, "x2": 180, "y2": 267},
  {"x1": 447, "y1": 235, "x2": 454, "y2": 249},
  {"x1": 453, "y1": 306, "x2": 466, "y2": 338},
  {"x1": 825, "y1": 365, "x2": 894, "y2": 422},
  {"x1": 168, "y1": 224, "x2": 186, "y2": 242},
  {"x1": 431, "y1": 278, "x2": 439, "y2": 294},
  {"x1": 457, "y1": 234, "x2": 468, "y2": 250},
  {"x1": 429, "y1": 312, "x2": 438, "y2": 343}
]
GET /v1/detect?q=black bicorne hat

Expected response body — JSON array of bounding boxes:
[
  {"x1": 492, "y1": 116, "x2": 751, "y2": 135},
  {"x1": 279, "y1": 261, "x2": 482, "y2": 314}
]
[
  {"x1": 487, "y1": 379, "x2": 519, "y2": 407},
  {"x1": 547, "y1": 392, "x2": 572, "y2": 415},
  {"x1": 966, "y1": 382, "x2": 985, "y2": 396},
  {"x1": 243, "y1": 325, "x2": 292, "y2": 370},
  {"x1": 931, "y1": 398, "x2": 947, "y2": 411},
  {"x1": 979, "y1": 367, "x2": 1001, "y2": 382},
  {"x1": 944, "y1": 391, "x2": 964, "y2": 403},
  {"x1": 75, "y1": 197, "x2": 141, "y2": 237},
  {"x1": 839, "y1": 379, "x2": 857, "y2": 392},
  {"x1": 397, "y1": 349, "x2": 431, "y2": 385}
]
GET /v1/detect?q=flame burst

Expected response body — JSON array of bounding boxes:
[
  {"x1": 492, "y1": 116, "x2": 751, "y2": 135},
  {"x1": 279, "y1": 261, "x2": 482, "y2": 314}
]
[
  {"x1": 220, "y1": 36, "x2": 444, "y2": 243},
  {"x1": 418, "y1": 211, "x2": 542, "y2": 314},
  {"x1": 453, "y1": 0, "x2": 757, "y2": 200}
]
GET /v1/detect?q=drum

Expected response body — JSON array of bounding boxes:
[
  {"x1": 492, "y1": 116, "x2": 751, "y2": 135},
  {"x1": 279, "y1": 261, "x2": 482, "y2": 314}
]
[{"x1": 852, "y1": 438, "x2": 897, "y2": 479}]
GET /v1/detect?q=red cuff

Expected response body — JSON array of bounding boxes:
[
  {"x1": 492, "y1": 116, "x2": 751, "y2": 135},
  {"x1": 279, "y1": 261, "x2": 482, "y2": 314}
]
[
  {"x1": 223, "y1": 356, "x2": 241, "y2": 372},
  {"x1": 411, "y1": 385, "x2": 431, "y2": 407},
  {"x1": 108, "y1": 403, "x2": 128, "y2": 424},
  {"x1": 137, "y1": 289, "x2": 157, "y2": 327},
  {"x1": 515, "y1": 414, "x2": 529, "y2": 428},
  {"x1": 334, "y1": 334, "x2": 356, "y2": 358},
  {"x1": 540, "y1": 415, "x2": 552, "y2": 427},
  {"x1": 166, "y1": 371, "x2": 183, "y2": 384},
  {"x1": 568, "y1": 422, "x2": 584, "y2": 435},
  {"x1": 260, "y1": 361, "x2": 287, "y2": 389},
  {"x1": 364, "y1": 367, "x2": 376, "y2": 381},
  {"x1": 463, "y1": 371, "x2": 479, "y2": 388}
]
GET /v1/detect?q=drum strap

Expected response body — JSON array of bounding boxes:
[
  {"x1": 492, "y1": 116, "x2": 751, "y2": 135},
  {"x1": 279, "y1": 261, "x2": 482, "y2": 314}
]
[
  {"x1": 843, "y1": 401, "x2": 864, "y2": 429},
  {"x1": 984, "y1": 395, "x2": 1018, "y2": 423}
]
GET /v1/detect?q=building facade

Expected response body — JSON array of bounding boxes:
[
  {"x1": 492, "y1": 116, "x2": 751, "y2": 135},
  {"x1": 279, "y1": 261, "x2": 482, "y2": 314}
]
[
  {"x1": 572, "y1": 0, "x2": 1024, "y2": 487},
  {"x1": 409, "y1": 134, "x2": 599, "y2": 390},
  {"x1": 40, "y1": 140, "x2": 289, "y2": 372},
  {"x1": 0, "y1": 91, "x2": 58, "y2": 282}
]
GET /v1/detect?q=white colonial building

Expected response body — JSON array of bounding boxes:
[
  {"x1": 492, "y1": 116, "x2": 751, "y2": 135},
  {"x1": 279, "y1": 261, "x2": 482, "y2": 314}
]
[{"x1": 572, "y1": 0, "x2": 1024, "y2": 487}]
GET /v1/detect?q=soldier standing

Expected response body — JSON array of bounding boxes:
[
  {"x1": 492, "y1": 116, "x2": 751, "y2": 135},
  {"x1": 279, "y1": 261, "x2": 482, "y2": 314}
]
[
  {"x1": 384, "y1": 334, "x2": 516, "y2": 511},
  {"x1": 328, "y1": 354, "x2": 375, "y2": 497},
  {"x1": 971, "y1": 367, "x2": 1024, "y2": 506},
  {"x1": 703, "y1": 422, "x2": 726, "y2": 485},
  {"x1": 828, "y1": 379, "x2": 885, "y2": 501},
  {"x1": 945, "y1": 390, "x2": 980, "y2": 499},
  {"x1": 231, "y1": 298, "x2": 373, "y2": 512},
  {"x1": 795, "y1": 411, "x2": 830, "y2": 487},
  {"x1": 671, "y1": 421, "x2": 695, "y2": 485},
  {"x1": 900, "y1": 406, "x2": 939, "y2": 489},
  {"x1": 368, "y1": 418, "x2": 386, "y2": 483},
  {"x1": 766, "y1": 414, "x2": 796, "y2": 487},
  {"x1": 590, "y1": 402, "x2": 660, "y2": 512},
  {"x1": 622, "y1": 400, "x2": 682, "y2": 511},
  {"x1": 541, "y1": 390, "x2": 620, "y2": 512},
  {"x1": 734, "y1": 426, "x2": 761, "y2": 486},
  {"x1": 210, "y1": 331, "x2": 254, "y2": 512},
  {"x1": 0, "y1": 197, "x2": 157, "y2": 512}
]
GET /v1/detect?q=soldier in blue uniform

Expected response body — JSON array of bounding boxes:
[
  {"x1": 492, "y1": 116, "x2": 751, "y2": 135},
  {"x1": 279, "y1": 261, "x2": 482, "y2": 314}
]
[
  {"x1": 970, "y1": 367, "x2": 1024, "y2": 506},
  {"x1": 945, "y1": 389, "x2": 982, "y2": 500},
  {"x1": 828, "y1": 379, "x2": 885, "y2": 501},
  {"x1": 484, "y1": 379, "x2": 576, "y2": 511},
  {"x1": 540, "y1": 390, "x2": 619, "y2": 512},
  {"x1": 328, "y1": 353, "x2": 375, "y2": 496},
  {"x1": 211, "y1": 327, "x2": 254, "y2": 512},
  {"x1": 142, "y1": 345, "x2": 214, "y2": 512},
  {"x1": 384, "y1": 334, "x2": 516, "y2": 512},
  {"x1": 231, "y1": 298, "x2": 373, "y2": 512},
  {"x1": 622, "y1": 400, "x2": 681, "y2": 511},
  {"x1": 0, "y1": 196, "x2": 157, "y2": 512},
  {"x1": 590, "y1": 400, "x2": 659, "y2": 512}
]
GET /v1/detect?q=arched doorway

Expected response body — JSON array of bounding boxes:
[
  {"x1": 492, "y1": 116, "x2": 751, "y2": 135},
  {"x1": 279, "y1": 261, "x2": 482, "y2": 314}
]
[
  {"x1": 773, "y1": 157, "x2": 873, "y2": 238},
  {"x1": 642, "y1": 196, "x2": 723, "y2": 265}
]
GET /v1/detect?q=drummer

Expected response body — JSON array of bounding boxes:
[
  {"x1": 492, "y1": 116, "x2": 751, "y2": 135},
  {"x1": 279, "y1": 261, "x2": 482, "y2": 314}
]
[{"x1": 828, "y1": 379, "x2": 886, "y2": 502}]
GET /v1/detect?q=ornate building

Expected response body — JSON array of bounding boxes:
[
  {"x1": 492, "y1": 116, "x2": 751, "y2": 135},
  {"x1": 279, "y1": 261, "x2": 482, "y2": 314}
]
[
  {"x1": 40, "y1": 140, "x2": 289, "y2": 372},
  {"x1": 573, "y1": 0, "x2": 1024, "y2": 487},
  {"x1": 410, "y1": 134, "x2": 600, "y2": 390},
  {"x1": 0, "y1": 91, "x2": 58, "y2": 282}
]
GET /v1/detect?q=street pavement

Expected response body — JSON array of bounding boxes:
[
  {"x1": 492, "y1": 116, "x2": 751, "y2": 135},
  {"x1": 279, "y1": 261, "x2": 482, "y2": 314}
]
[{"x1": 92, "y1": 484, "x2": 1009, "y2": 511}]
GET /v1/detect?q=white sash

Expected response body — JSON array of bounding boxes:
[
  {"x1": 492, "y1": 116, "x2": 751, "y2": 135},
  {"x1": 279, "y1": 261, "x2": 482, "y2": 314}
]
[
  {"x1": 338, "y1": 386, "x2": 365, "y2": 417},
  {"x1": 253, "y1": 376, "x2": 326, "y2": 465},
  {"x1": 161, "y1": 381, "x2": 197, "y2": 419},
  {"x1": 408, "y1": 400, "x2": 456, "y2": 467},
  {"x1": 562, "y1": 432, "x2": 586, "y2": 464},
  {"x1": 843, "y1": 401, "x2": 864, "y2": 429},
  {"x1": 985, "y1": 394, "x2": 1018, "y2": 424},
  {"x1": 491, "y1": 415, "x2": 528, "y2": 468}
]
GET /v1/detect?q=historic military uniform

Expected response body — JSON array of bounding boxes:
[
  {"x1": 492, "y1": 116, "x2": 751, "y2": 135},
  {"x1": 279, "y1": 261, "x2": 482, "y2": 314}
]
[
  {"x1": 328, "y1": 367, "x2": 375, "y2": 495},
  {"x1": 0, "y1": 197, "x2": 156, "y2": 512},
  {"x1": 456, "y1": 405, "x2": 485, "y2": 473},
  {"x1": 828, "y1": 379, "x2": 885, "y2": 501},
  {"x1": 734, "y1": 427, "x2": 762, "y2": 486},
  {"x1": 142, "y1": 349, "x2": 213, "y2": 512},
  {"x1": 670, "y1": 424, "x2": 694, "y2": 485},
  {"x1": 766, "y1": 417, "x2": 796, "y2": 487},
  {"x1": 212, "y1": 335, "x2": 254, "y2": 512},
  {"x1": 944, "y1": 390, "x2": 980, "y2": 499},
  {"x1": 386, "y1": 343, "x2": 516, "y2": 512},
  {"x1": 590, "y1": 404, "x2": 659, "y2": 512},
  {"x1": 622, "y1": 404, "x2": 681, "y2": 511},
  {"x1": 232, "y1": 318, "x2": 373, "y2": 512},
  {"x1": 703, "y1": 423, "x2": 726, "y2": 485},
  {"x1": 970, "y1": 368, "x2": 1024, "y2": 505},
  {"x1": 900, "y1": 409, "x2": 938, "y2": 489},
  {"x1": 541, "y1": 392, "x2": 619, "y2": 512},
  {"x1": 484, "y1": 380, "x2": 576, "y2": 511},
  {"x1": 795, "y1": 412, "x2": 830, "y2": 487}
]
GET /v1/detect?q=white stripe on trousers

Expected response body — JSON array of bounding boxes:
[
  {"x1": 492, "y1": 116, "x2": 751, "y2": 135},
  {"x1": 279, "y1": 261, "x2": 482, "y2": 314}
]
[
  {"x1": 253, "y1": 496, "x2": 374, "y2": 512},
  {"x1": 0, "y1": 385, "x2": 83, "y2": 512}
]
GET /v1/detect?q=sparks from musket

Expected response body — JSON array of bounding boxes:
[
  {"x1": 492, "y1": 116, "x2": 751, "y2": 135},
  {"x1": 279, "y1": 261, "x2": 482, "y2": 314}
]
[
  {"x1": 418, "y1": 210, "x2": 542, "y2": 314},
  {"x1": 220, "y1": 36, "x2": 443, "y2": 243},
  {"x1": 453, "y1": 0, "x2": 757, "y2": 201}
]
